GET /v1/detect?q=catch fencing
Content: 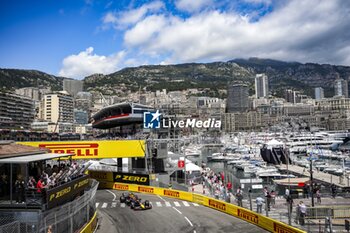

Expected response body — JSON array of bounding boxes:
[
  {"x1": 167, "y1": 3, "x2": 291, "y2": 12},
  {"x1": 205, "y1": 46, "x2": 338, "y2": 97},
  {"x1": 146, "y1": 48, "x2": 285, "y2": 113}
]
[{"x1": 0, "y1": 180, "x2": 98, "y2": 233}]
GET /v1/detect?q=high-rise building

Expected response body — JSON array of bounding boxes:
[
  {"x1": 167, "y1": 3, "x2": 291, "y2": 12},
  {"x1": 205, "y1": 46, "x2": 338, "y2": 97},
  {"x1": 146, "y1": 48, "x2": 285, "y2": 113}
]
[
  {"x1": 74, "y1": 109, "x2": 88, "y2": 124},
  {"x1": 284, "y1": 89, "x2": 305, "y2": 104},
  {"x1": 41, "y1": 92, "x2": 74, "y2": 123},
  {"x1": 255, "y1": 74, "x2": 269, "y2": 98},
  {"x1": 63, "y1": 79, "x2": 83, "y2": 97},
  {"x1": 334, "y1": 79, "x2": 348, "y2": 98},
  {"x1": 226, "y1": 84, "x2": 249, "y2": 113},
  {"x1": 0, "y1": 92, "x2": 35, "y2": 129},
  {"x1": 314, "y1": 87, "x2": 324, "y2": 100},
  {"x1": 75, "y1": 92, "x2": 92, "y2": 117}
]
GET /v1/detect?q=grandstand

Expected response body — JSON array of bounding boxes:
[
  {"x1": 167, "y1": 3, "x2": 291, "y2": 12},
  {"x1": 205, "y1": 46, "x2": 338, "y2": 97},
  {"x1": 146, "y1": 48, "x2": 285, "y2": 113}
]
[{"x1": 0, "y1": 141, "x2": 91, "y2": 209}]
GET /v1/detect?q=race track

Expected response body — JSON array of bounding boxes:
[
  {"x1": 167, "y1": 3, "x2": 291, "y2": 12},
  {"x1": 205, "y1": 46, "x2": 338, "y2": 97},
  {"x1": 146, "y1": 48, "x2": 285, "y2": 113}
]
[{"x1": 95, "y1": 190, "x2": 268, "y2": 233}]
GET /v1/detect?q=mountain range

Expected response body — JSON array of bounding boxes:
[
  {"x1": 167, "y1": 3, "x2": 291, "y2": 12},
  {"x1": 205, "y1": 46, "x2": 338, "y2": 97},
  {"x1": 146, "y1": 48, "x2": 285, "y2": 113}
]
[{"x1": 2, "y1": 58, "x2": 350, "y2": 98}]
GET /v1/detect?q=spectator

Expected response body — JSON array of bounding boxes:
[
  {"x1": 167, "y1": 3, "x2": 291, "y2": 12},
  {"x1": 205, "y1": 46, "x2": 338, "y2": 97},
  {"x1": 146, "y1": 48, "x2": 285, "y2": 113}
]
[
  {"x1": 14, "y1": 175, "x2": 25, "y2": 203},
  {"x1": 236, "y1": 187, "x2": 243, "y2": 207},
  {"x1": 227, "y1": 181, "x2": 232, "y2": 192},
  {"x1": 294, "y1": 202, "x2": 300, "y2": 224},
  {"x1": 45, "y1": 164, "x2": 53, "y2": 176},
  {"x1": 214, "y1": 188, "x2": 220, "y2": 199},
  {"x1": 270, "y1": 190, "x2": 276, "y2": 208},
  {"x1": 285, "y1": 188, "x2": 290, "y2": 200},
  {"x1": 27, "y1": 176, "x2": 36, "y2": 189},
  {"x1": 36, "y1": 178, "x2": 45, "y2": 193},
  {"x1": 299, "y1": 201, "x2": 307, "y2": 226},
  {"x1": 266, "y1": 192, "x2": 271, "y2": 211},
  {"x1": 331, "y1": 184, "x2": 337, "y2": 198},
  {"x1": 303, "y1": 185, "x2": 309, "y2": 199},
  {"x1": 225, "y1": 192, "x2": 231, "y2": 203},
  {"x1": 256, "y1": 196, "x2": 264, "y2": 213},
  {"x1": 287, "y1": 195, "x2": 294, "y2": 215},
  {"x1": 263, "y1": 187, "x2": 268, "y2": 197},
  {"x1": 316, "y1": 189, "x2": 321, "y2": 204}
]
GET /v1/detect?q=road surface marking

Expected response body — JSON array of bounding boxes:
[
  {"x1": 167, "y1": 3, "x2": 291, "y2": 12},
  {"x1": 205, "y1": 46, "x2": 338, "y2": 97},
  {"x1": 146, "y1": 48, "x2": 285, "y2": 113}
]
[
  {"x1": 101, "y1": 203, "x2": 108, "y2": 208},
  {"x1": 184, "y1": 216, "x2": 193, "y2": 227},
  {"x1": 174, "y1": 202, "x2": 181, "y2": 207},
  {"x1": 192, "y1": 203, "x2": 199, "y2": 206},
  {"x1": 156, "y1": 202, "x2": 162, "y2": 207},
  {"x1": 157, "y1": 195, "x2": 166, "y2": 201},
  {"x1": 95, "y1": 203, "x2": 100, "y2": 208},
  {"x1": 106, "y1": 190, "x2": 117, "y2": 201},
  {"x1": 194, "y1": 231, "x2": 197, "y2": 233},
  {"x1": 120, "y1": 203, "x2": 126, "y2": 208},
  {"x1": 182, "y1": 201, "x2": 190, "y2": 207},
  {"x1": 172, "y1": 207, "x2": 182, "y2": 215},
  {"x1": 165, "y1": 202, "x2": 171, "y2": 207},
  {"x1": 111, "y1": 202, "x2": 117, "y2": 208}
]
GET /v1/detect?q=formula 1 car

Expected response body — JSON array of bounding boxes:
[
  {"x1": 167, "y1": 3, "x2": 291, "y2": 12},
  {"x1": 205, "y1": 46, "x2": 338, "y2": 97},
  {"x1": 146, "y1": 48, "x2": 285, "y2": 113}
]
[
  {"x1": 130, "y1": 199, "x2": 152, "y2": 211},
  {"x1": 120, "y1": 193, "x2": 140, "y2": 206}
]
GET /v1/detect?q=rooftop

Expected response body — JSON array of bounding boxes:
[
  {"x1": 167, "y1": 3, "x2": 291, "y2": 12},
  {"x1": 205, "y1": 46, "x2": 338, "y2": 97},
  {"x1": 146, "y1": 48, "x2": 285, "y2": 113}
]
[{"x1": 0, "y1": 140, "x2": 48, "y2": 158}]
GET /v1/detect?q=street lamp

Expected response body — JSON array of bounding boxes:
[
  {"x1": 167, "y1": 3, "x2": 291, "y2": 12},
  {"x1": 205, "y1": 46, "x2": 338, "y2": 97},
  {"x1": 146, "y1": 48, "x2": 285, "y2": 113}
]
[{"x1": 309, "y1": 154, "x2": 315, "y2": 207}]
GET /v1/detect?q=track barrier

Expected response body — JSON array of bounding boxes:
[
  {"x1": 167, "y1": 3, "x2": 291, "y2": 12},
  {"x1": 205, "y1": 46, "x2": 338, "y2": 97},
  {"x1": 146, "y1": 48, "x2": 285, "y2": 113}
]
[{"x1": 93, "y1": 170, "x2": 305, "y2": 233}]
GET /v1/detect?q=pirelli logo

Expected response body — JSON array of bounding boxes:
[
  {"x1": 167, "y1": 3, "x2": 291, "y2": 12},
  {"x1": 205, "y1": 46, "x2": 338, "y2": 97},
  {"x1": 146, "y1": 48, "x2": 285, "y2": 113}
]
[
  {"x1": 138, "y1": 186, "x2": 154, "y2": 193},
  {"x1": 237, "y1": 209, "x2": 259, "y2": 224},
  {"x1": 273, "y1": 222, "x2": 295, "y2": 233},
  {"x1": 208, "y1": 199, "x2": 226, "y2": 211},
  {"x1": 114, "y1": 183, "x2": 129, "y2": 190},
  {"x1": 164, "y1": 190, "x2": 180, "y2": 198},
  {"x1": 39, "y1": 143, "x2": 99, "y2": 157}
]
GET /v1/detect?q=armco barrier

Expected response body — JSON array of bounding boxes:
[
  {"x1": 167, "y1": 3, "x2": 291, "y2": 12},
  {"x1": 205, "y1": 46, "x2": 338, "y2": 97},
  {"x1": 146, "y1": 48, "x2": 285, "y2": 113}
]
[
  {"x1": 98, "y1": 180, "x2": 305, "y2": 233},
  {"x1": 80, "y1": 211, "x2": 97, "y2": 233}
]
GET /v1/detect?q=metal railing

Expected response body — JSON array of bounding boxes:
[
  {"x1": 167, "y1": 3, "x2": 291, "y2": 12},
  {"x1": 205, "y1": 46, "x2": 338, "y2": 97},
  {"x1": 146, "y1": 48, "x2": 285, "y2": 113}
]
[
  {"x1": 0, "y1": 180, "x2": 98, "y2": 233},
  {"x1": 307, "y1": 206, "x2": 350, "y2": 219}
]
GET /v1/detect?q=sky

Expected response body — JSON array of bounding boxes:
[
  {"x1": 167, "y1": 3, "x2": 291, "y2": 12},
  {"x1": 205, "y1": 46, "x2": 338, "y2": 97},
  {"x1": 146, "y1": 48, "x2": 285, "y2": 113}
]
[{"x1": 0, "y1": 0, "x2": 349, "y2": 79}]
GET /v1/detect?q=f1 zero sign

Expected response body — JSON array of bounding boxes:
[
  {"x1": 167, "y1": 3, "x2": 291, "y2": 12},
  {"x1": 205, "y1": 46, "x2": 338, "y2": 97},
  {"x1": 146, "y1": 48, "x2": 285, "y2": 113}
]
[
  {"x1": 39, "y1": 143, "x2": 98, "y2": 157},
  {"x1": 113, "y1": 172, "x2": 150, "y2": 185}
]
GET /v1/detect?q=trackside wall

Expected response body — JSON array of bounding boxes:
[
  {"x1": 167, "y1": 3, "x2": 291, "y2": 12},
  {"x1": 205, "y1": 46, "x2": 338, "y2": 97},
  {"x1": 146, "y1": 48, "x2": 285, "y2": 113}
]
[{"x1": 96, "y1": 179, "x2": 305, "y2": 233}]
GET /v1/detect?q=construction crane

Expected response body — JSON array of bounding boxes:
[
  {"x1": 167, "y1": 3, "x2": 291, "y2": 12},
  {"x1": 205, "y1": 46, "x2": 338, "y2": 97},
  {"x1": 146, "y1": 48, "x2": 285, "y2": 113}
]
[{"x1": 99, "y1": 92, "x2": 109, "y2": 107}]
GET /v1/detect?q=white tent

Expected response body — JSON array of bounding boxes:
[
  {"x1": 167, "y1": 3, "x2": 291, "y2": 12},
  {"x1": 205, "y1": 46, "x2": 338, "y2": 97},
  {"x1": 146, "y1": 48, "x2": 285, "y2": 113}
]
[
  {"x1": 266, "y1": 139, "x2": 284, "y2": 147},
  {"x1": 178, "y1": 157, "x2": 202, "y2": 172}
]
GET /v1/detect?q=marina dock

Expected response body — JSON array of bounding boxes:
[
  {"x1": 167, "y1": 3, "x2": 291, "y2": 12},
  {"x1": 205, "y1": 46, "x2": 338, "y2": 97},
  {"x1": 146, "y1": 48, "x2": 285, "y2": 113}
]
[{"x1": 277, "y1": 164, "x2": 350, "y2": 188}]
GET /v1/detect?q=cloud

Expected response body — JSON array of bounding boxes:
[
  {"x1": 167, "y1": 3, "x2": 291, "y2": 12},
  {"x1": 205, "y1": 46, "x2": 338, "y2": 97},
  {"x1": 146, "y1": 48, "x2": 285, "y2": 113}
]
[
  {"x1": 121, "y1": 0, "x2": 350, "y2": 65},
  {"x1": 175, "y1": 0, "x2": 213, "y2": 13},
  {"x1": 124, "y1": 15, "x2": 167, "y2": 47},
  {"x1": 59, "y1": 47, "x2": 126, "y2": 79},
  {"x1": 102, "y1": 1, "x2": 164, "y2": 29},
  {"x1": 61, "y1": 0, "x2": 350, "y2": 78}
]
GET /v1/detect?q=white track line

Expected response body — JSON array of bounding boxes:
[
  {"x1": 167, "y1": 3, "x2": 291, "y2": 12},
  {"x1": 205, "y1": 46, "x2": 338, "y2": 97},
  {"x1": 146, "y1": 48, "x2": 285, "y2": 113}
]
[
  {"x1": 95, "y1": 203, "x2": 100, "y2": 208},
  {"x1": 120, "y1": 203, "x2": 126, "y2": 208},
  {"x1": 174, "y1": 201, "x2": 181, "y2": 207},
  {"x1": 192, "y1": 203, "x2": 199, "y2": 206},
  {"x1": 184, "y1": 216, "x2": 193, "y2": 227},
  {"x1": 106, "y1": 190, "x2": 117, "y2": 201},
  {"x1": 165, "y1": 202, "x2": 171, "y2": 207},
  {"x1": 172, "y1": 207, "x2": 182, "y2": 215},
  {"x1": 157, "y1": 195, "x2": 166, "y2": 201},
  {"x1": 101, "y1": 203, "x2": 108, "y2": 208},
  {"x1": 111, "y1": 202, "x2": 117, "y2": 208},
  {"x1": 182, "y1": 201, "x2": 190, "y2": 207},
  {"x1": 156, "y1": 202, "x2": 162, "y2": 207}
]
